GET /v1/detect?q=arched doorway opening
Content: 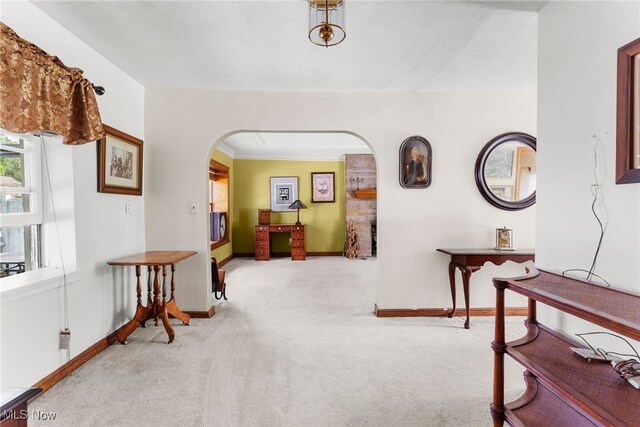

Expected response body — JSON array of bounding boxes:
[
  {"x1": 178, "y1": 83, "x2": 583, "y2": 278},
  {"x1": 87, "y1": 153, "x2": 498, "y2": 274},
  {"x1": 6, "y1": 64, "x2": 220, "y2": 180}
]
[{"x1": 204, "y1": 130, "x2": 379, "y2": 308}]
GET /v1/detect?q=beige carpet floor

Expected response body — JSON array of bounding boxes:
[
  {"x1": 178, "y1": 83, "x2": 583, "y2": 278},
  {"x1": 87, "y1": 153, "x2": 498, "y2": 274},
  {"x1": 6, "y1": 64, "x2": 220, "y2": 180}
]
[{"x1": 30, "y1": 257, "x2": 526, "y2": 427}]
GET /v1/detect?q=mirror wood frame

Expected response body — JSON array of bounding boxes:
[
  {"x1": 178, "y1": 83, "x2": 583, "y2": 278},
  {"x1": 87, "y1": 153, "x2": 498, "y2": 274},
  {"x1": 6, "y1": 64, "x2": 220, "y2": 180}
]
[
  {"x1": 474, "y1": 132, "x2": 536, "y2": 211},
  {"x1": 616, "y1": 37, "x2": 640, "y2": 184}
]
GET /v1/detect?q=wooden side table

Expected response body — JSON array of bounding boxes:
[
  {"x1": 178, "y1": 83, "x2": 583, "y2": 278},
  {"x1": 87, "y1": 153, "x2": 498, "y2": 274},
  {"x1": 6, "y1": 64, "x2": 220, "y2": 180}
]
[
  {"x1": 108, "y1": 251, "x2": 196, "y2": 344},
  {"x1": 436, "y1": 248, "x2": 534, "y2": 329}
]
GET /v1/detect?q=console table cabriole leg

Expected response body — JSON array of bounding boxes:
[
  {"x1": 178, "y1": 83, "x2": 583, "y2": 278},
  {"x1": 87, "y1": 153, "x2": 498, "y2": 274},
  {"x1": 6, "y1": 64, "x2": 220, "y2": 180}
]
[
  {"x1": 447, "y1": 261, "x2": 457, "y2": 318},
  {"x1": 490, "y1": 280, "x2": 507, "y2": 427},
  {"x1": 462, "y1": 266, "x2": 478, "y2": 329}
]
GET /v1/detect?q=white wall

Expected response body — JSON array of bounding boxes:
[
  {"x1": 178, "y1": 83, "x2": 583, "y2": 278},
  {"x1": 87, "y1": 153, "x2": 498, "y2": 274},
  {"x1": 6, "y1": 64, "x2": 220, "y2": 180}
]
[
  {"x1": 0, "y1": 1, "x2": 145, "y2": 387},
  {"x1": 537, "y1": 1, "x2": 640, "y2": 333},
  {"x1": 145, "y1": 89, "x2": 536, "y2": 313}
]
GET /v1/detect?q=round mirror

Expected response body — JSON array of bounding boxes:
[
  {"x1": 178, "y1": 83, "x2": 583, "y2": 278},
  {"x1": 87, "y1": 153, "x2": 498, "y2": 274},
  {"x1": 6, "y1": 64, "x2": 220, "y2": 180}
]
[{"x1": 475, "y1": 132, "x2": 536, "y2": 211}]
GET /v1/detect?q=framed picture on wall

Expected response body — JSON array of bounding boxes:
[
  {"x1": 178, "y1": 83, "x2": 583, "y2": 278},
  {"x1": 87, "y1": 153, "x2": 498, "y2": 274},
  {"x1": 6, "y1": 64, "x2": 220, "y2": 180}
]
[
  {"x1": 97, "y1": 125, "x2": 143, "y2": 195},
  {"x1": 270, "y1": 176, "x2": 298, "y2": 211},
  {"x1": 616, "y1": 36, "x2": 640, "y2": 184},
  {"x1": 399, "y1": 135, "x2": 432, "y2": 188},
  {"x1": 311, "y1": 172, "x2": 335, "y2": 203}
]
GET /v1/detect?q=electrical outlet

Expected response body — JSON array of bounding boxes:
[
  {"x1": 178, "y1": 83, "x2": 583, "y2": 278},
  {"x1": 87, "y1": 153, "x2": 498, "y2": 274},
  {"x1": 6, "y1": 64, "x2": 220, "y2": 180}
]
[
  {"x1": 59, "y1": 329, "x2": 71, "y2": 350},
  {"x1": 190, "y1": 202, "x2": 198, "y2": 215},
  {"x1": 125, "y1": 202, "x2": 132, "y2": 214}
]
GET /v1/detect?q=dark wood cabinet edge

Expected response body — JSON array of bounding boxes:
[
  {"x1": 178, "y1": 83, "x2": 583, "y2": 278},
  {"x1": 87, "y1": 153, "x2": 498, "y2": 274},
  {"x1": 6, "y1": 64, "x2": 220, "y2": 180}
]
[
  {"x1": 373, "y1": 304, "x2": 527, "y2": 318},
  {"x1": 0, "y1": 388, "x2": 42, "y2": 421}
]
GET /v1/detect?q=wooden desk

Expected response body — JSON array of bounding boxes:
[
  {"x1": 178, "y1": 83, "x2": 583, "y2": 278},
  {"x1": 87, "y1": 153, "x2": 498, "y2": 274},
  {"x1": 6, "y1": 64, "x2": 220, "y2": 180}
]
[
  {"x1": 255, "y1": 224, "x2": 306, "y2": 261},
  {"x1": 108, "y1": 251, "x2": 197, "y2": 344},
  {"x1": 436, "y1": 248, "x2": 534, "y2": 329}
]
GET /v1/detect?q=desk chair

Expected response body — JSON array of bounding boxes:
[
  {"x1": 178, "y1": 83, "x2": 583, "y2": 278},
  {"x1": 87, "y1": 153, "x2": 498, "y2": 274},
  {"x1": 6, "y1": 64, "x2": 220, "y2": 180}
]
[{"x1": 211, "y1": 257, "x2": 227, "y2": 300}]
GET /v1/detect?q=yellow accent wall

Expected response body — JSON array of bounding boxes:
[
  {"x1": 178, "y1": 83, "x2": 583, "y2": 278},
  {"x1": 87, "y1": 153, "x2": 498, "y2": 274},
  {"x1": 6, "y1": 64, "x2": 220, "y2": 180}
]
[
  {"x1": 210, "y1": 150, "x2": 234, "y2": 262},
  {"x1": 233, "y1": 159, "x2": 345, "y2": 254}
]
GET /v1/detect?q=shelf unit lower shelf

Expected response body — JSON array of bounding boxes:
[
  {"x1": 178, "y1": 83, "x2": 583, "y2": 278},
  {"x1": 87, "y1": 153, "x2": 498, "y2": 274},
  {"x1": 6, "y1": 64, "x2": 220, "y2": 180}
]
[
  {"x1": 504, "y1": 323, "x2": 638, "y2": 427},
  {"x1": 492, "y1": 269, "x2": 640, "y2": 427}
]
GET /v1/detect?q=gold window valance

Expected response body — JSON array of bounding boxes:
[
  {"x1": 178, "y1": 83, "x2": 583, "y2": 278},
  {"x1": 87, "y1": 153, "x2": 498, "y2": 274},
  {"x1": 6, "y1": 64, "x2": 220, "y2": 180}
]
[{"x1": 0, "y1": 22, "x2": 104, "y2": 145}]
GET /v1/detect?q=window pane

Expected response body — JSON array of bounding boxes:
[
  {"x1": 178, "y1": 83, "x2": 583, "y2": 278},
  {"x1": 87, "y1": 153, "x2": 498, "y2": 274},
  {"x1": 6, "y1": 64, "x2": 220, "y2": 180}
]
[
  {"x1": 0, "y1": 225, "x2": 40, "y2": 277},
  {"x1": 0, "y1": 148, "x2": 25, "y2": 187},
  {"x1": 0, "y1": 133, "x2": 24, "y2": 148},
  {"x1": 0, "y1": 193, "x2": 30, "y2": 214}
]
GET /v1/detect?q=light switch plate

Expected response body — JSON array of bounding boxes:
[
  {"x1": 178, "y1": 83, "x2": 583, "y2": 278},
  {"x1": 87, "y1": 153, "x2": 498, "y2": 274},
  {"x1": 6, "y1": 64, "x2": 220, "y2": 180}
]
[
  {"x1": 190, "y1": 202, "x2": 198, "y2": 215},
  {"x1": 125, "y1": 202, "x2": 131, "y2": 214}
]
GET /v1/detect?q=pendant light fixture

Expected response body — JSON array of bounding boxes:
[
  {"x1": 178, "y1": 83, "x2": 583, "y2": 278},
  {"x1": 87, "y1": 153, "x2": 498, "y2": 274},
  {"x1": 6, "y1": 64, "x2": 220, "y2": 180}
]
[{"x1": 308, "y1": 0, "x2": 346, "y2": 47}]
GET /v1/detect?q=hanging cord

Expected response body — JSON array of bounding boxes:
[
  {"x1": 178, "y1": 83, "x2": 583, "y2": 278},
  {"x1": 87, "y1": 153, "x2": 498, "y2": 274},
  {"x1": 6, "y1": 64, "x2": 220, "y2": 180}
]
[
  {"x1": 576, "y1": 331, "x2": 640, "y2": 362},
  {"x1": 41, "y1": 133, "x2": 70, "y2": 360},
  {"x1": 563, "y1": 135, "x2": 610, "y2": 287}
]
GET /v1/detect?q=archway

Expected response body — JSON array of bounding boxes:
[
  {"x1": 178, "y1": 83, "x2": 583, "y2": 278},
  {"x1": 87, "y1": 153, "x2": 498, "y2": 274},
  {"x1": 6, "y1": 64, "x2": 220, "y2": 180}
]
[{"x1": 204, "y1": 130, "x2": 379, "y2": 310}]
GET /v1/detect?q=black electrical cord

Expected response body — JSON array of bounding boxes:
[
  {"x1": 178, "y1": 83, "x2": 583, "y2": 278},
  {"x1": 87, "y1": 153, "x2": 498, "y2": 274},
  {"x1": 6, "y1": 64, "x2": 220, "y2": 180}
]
[{"x1": 562, "y1": 135, "x2": 609, "y2": 287}]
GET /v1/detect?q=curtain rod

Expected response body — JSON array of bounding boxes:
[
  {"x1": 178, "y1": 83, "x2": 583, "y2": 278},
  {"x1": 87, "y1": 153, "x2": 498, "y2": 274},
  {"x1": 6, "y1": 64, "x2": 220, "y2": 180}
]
[{"x1": 91, "y1": 84, "x2": 105, "y2": 96}]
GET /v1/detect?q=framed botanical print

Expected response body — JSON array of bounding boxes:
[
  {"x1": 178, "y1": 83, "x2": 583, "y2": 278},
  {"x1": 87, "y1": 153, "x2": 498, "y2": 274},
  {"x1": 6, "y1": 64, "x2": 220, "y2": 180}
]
[
  {"x1": 98, "y1": 125, "x2": 143, "y2": 195},
  {"x1": 311, "y1": 172, "x2": 335, "y2": 203},
  {"x1": 270, "y1": 176, "x2": 298, "y2": 211}
]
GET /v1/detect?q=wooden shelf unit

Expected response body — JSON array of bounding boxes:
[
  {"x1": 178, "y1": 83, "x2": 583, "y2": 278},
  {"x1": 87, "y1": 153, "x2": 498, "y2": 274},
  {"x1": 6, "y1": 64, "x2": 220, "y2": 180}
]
[{"x1": 491, "y1": 269, "x2": 640, "y2": 427}]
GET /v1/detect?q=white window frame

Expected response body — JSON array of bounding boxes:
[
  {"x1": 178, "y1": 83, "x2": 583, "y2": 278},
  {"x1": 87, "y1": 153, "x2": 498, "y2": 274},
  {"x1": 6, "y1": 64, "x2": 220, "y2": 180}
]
[{"x1": 0, "y1": 131, "x2": 43, "y2": 227}]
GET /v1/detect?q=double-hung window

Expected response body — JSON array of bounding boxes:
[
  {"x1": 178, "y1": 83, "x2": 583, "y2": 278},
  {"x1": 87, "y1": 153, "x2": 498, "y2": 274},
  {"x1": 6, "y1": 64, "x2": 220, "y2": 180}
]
[{"x1": 0, "y1": 130, "x2": 43, "y2": 277}]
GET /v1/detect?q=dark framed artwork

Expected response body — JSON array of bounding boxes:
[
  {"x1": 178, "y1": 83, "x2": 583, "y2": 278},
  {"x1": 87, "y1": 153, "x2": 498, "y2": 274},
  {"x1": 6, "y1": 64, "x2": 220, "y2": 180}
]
[
  {"x1": 97, "y1": 124, "x2": 143, "y2": 195},
  {"x1": 270, "y1": 176, "x2": 298, "y2": 211},
  {"x1": 311, "y1": 172, "x2": 335, "y2": 203},
  {"x1": 616, "y1": 37, "x2": 640, "y2": 184},
  {"x1": 399, "y1": 135, "x2": 432, "y2": 188}
]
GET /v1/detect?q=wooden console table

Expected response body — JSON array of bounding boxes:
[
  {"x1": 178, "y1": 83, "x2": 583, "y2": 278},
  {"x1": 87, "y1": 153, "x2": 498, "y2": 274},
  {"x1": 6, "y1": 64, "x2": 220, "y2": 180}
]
[
  {"x1": 492, "y1": 269, "x2": 640, "y2": 426},
  {"x1": 436, "y1": 248, "x2": 534, "y2": 329},
  {"x1": 255, "y1": 224, "x2": 306, "y2": 261},
  {"x1": 107, "y1": 251, "x2": 196, "y2": 344}
]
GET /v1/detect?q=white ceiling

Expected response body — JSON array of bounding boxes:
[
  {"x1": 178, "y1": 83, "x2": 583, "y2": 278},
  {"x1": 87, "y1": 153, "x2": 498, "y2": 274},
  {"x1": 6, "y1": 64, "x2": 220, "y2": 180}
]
[
  {"x1": 32, "y1": 0, "x2": 543, "y2": 93},
  {"x1": 30, "y1": 1, "x2": 543, "y2": 159},
  {"x1": 220, "y1": 132, "x2": 372, "y2": 160}
]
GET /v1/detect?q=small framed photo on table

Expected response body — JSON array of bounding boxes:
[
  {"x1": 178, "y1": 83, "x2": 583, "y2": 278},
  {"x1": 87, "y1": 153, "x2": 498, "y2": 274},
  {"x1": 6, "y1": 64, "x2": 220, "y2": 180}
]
[
  {"x1": 311, "y1": 172, "x2": 335, "y2": 203},
  {"x1": 98, "y1": 125, "x2": 143, "y2": 195},
  {"x1": 270, "y1": 176, "x2": 298, "y2": 212}
]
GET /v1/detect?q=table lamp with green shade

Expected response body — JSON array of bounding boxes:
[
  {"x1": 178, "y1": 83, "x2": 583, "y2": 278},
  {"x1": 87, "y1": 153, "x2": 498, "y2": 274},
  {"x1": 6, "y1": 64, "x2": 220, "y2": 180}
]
[{"x1": 288, "y1": 199, "x2": 308, "y2": 225}]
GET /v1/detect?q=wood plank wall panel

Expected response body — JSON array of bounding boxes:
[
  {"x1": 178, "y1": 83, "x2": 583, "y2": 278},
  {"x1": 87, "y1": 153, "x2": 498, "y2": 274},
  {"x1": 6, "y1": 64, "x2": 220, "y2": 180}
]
[{"x1": 345, "y1": 154, "x2": 377, "y2": 257}]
